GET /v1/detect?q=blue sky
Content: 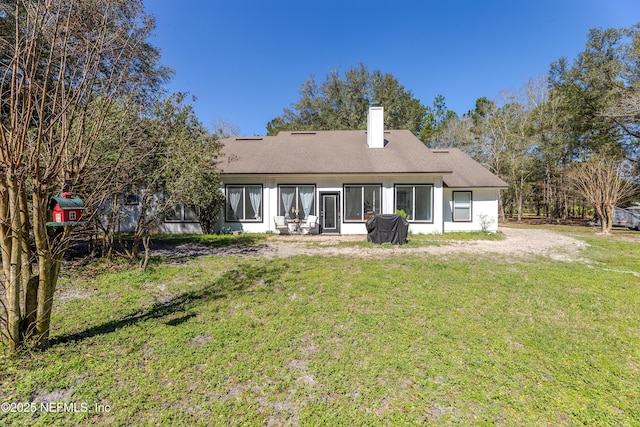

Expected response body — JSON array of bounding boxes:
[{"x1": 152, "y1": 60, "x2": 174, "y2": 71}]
[{"x1": 143, "y1": 1, "x2": 639, "y2": 136}]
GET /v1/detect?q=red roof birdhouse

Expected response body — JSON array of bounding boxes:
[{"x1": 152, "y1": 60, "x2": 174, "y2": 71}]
[{"x1": 47, "y1": 192, "x2": 86, "y2": 226}]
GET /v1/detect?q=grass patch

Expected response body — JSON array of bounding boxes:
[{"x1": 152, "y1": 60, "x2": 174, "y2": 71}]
[{"x1": 1, "y1": 228, "x2": 638, "y2": 426}]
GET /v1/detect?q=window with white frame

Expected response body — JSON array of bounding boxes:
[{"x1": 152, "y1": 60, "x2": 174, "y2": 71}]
[
  {"x1": 344, "y1": 185, "x2": 381, "y2": 221},
  {"x1": 453, "y1": 191, "x2": 472, "y2": 222},
  {"x1": 395, "y1": 185, "x2": 433, "y2": 222},
  {"x1": 226, "y1": 185, "x2": 263, "y2": 222},
  {"x1": 278, "y1": 185, "x2": 315, "y2": 219}
]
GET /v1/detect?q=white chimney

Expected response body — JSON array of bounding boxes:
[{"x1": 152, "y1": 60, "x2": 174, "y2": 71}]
[{"x1": 367, "y1": 105, "x2": 384, "y2": 148}]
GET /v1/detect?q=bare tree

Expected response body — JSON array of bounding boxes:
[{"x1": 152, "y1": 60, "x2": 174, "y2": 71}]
[
  {"x1": 0, "y1": 0, "x2": 165, "y2": 351},
  {"x1": 211, "y1": 117, "x2": 241, "y2": 139},
  {"x1": 570, "y1": 156, "x2": 636, "y2": 234}
]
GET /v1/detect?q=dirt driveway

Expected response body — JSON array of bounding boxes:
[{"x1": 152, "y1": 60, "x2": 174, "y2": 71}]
[
  {"x1": 265, "y1": 227, "x2": 588, "y2": 261},
  {"x1": 151, "y1": 227, "x2": 589, "y2": 262}
]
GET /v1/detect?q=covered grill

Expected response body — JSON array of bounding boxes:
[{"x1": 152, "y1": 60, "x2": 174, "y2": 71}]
[{"x1": 365, "y1": 214, "x2": 409, "y2": 245}]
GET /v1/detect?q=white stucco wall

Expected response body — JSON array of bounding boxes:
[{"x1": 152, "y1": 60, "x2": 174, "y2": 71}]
[
  {"x1": 219, "y1": 174, "x2": 449, "y2": 235},
  {"x1": 443, "y1": 188, "x2": 500, "y2": 232},
  {"x1": 160, "y1": 222, "x2": 203, "y2": 234}
]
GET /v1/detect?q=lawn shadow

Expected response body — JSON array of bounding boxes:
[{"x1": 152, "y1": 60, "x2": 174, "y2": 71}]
[
  {"x1": 64, "y1": 233, "x2": 269, "y2": 265},
  {"x1": 151, "y1": 233, "x2": 266, "y2": 249},
  {"x1": 51, "y1": 261, "x2": 279, "y2": 347}
]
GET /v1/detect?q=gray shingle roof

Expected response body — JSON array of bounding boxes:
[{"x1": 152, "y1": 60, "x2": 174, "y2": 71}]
[
  {"x1": 436, "y1": 149, "x2": 509, "y2": 188},
  {"x1": 219, "y1": 130, "x2": 507, "y2": 188}
]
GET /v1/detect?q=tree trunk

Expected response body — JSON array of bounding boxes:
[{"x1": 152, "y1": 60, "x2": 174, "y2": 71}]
[
  {"x1": 35, "y1": 256, "x2": 54, "y2": 349},
  {"x1": 32, "y1": 189, "x2": 57, "y2": 349},
  {"x1": 595, "y1": 203, "x2": 609, "y2": 235},
  {"x1": 516, "y1": 185, "x2": 523, "y2": 223},
  {"x1": 604, "y1": 204, "x2": 614, "y2": 235},
  {"x1": 19, "y1": 189, "x2": 38, "y2": 340},
  {"x1": 139, "y1": 235, "x2": 151, "y2": 271},
  {"x1": 22, "y1": 275, "x2": 39, "y2": 340},
  {"x1": 5, "y1": 177, "x2": 23, "y2": 351}
]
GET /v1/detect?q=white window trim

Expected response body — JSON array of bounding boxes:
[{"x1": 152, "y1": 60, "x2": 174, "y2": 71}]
[{"x1": 452, "y1": 191, "x2": 472, "y2": 222}]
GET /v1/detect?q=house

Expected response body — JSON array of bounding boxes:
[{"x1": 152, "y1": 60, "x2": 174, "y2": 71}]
[{"x1": 217, "y1": 106, "x2": 507, "y2": 235}]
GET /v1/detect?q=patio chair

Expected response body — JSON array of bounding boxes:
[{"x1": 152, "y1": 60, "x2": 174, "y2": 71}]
[
  {"x1": 299, "y1": 215, "x2": 318, "y2": 234},
  {"x1": 274, "y1": 216, "x2": 289, "y2": 234}
]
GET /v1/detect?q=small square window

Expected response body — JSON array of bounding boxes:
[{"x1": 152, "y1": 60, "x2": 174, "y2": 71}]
[
  {"x1": 124, "y1": 194, "x2": 140, "y2": 205},
  {"x1": 453, "y1": 191, "x2": 472, "y2": 222}
]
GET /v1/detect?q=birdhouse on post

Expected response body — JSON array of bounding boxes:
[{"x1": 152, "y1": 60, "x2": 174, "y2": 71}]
[{"x1": 46, "y1": 192, "x2": 87, "y2": 227}]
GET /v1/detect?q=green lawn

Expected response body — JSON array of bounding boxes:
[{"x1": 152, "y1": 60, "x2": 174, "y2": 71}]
[{"x1": 1, "y1": 228, "x2": 639, "y2": 426}]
